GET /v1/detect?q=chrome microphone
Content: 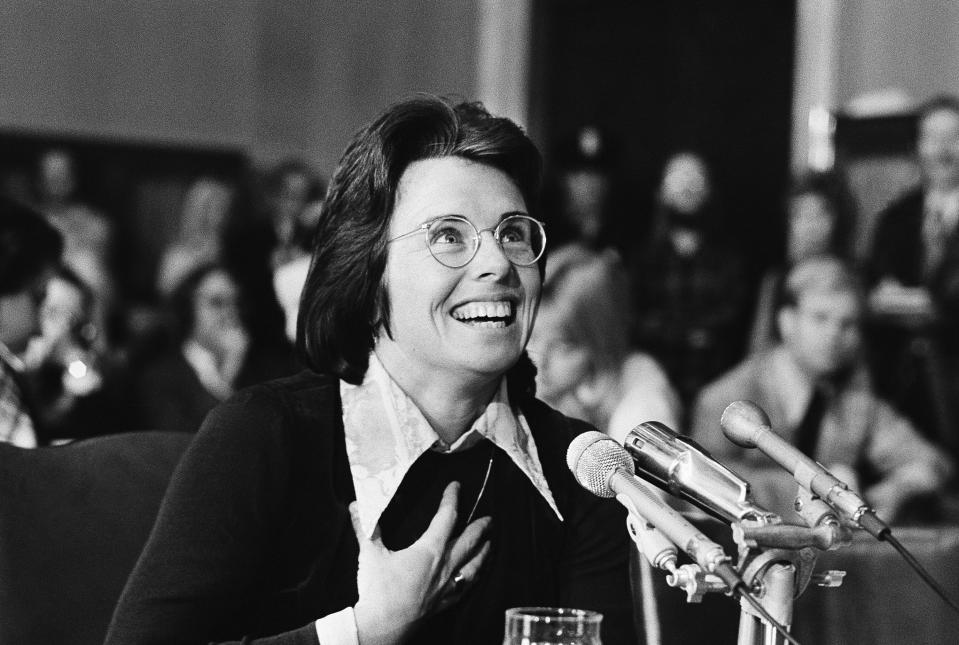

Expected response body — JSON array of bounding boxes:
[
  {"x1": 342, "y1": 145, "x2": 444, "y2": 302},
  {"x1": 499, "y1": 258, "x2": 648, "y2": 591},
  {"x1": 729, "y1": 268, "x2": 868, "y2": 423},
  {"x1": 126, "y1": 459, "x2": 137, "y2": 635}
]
[
  {"x1": 623, "y1": 421, "x2": 773, "y2": 523},
  {"x1": 566, "y1": 430, "x2": 736, "y2": 575},
  {"x1": 720, "y1": 400, "x2": 889, "y2": 538}
]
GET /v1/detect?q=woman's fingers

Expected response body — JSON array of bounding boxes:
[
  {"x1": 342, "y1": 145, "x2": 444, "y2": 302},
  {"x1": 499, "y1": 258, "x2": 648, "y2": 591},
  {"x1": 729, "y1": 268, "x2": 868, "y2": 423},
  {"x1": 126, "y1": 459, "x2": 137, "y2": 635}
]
[
  {"x1": 447, "y1": 515, "x2": 492, "y2": 569},
  {"x1": 417, "y1": 481, "x2": 460, "y2": 548},
  {"x1": 435, "y1": 539, "x2": 492, "y2": 611}
]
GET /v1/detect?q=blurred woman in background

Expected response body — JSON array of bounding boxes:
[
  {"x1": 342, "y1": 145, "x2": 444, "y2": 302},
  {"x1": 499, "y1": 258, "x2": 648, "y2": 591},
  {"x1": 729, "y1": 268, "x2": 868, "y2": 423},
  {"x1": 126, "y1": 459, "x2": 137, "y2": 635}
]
[
  {"x1": 133, "y1": 262, "x2": 296, "y2": 433},
  {"x1": 529, "y1": 245, "x2": 681, "y2": 442}
]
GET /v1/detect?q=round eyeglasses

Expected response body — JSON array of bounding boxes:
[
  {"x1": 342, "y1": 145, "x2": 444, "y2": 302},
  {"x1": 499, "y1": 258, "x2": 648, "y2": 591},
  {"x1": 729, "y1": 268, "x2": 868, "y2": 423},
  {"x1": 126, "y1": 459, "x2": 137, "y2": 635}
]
[{"x1": 388, "y1": 213, "x2": 547, "y2": 268}]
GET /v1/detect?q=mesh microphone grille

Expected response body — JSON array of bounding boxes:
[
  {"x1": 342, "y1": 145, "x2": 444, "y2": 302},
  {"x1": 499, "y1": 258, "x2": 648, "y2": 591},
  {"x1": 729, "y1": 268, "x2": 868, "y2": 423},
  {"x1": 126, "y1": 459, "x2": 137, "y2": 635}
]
[{"x1": 566, "y1": 431, "x2": 635, "y2": 498}]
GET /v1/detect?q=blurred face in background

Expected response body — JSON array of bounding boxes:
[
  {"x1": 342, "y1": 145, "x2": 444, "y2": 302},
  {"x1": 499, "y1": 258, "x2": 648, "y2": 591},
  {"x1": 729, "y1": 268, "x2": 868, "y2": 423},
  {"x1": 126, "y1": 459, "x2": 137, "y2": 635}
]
[
  {"x1": 660, "y1": 153, "x2": 711, "y2": 217},
  {"x1": 779, "y1": 289, "x2": 861, "y2": 379},
  {"x1": 561, "y1": 169, "x2": 609, "y2": 243},
  {"x1": 0, "y1": 271, "x2": 51, "y2": 356},
  {"x1": 787, "y1": 191, "x2": 835, "y2": 263},
  {"x1": 527, "y1": 303, "x2": 591, "y2": 406},
  {"x1": 273, "y1": 170, "x2": 311, "y2": 233},
  {"x1": 191, "y1": 270, "x2": 243, "y2": 352},
  {"x1": 39, "y1": 275, "x2": 87, "y2": 343},
  {"x1": 918, "y1": 107, "x2": 959, "y2": 191}
]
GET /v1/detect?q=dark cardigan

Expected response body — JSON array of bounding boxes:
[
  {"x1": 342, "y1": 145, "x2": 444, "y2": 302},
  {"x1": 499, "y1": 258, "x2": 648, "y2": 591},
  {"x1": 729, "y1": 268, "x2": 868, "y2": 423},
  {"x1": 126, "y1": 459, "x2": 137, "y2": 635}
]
[{"x1": 105, "y1": 370, "x2": 637, "y2": 645}]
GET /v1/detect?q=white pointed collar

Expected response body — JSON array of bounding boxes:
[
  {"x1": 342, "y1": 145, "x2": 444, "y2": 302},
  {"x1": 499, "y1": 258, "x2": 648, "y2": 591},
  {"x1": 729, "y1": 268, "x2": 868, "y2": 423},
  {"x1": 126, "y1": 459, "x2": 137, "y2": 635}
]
[{"x1": 340, "y1": 353, "x2": 563, "y2": 537}]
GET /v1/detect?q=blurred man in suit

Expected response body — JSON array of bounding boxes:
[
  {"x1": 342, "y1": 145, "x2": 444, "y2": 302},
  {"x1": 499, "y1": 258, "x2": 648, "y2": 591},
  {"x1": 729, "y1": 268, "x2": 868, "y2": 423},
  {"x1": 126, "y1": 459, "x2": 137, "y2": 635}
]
[{"x1": 691, "y1": 255, "x2": 952, "y2": 522}]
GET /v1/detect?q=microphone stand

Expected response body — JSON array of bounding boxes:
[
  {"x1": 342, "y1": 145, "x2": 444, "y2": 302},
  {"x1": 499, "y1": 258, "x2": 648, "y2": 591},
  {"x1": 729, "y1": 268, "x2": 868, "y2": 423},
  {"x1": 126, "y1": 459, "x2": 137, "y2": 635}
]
[
  {"x1": 730, "y1": 487, "x2": 850, "y2": 645},
  {"x1": 627, "y1": 486, "x2": 850, "y2": 645}
]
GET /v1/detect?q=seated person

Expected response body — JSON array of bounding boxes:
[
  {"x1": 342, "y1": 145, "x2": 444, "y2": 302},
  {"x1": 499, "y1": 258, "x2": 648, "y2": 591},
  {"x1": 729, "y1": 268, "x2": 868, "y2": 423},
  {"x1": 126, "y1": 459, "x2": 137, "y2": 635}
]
[
  {"x1": 0, "y1": 196, "x2": 63, "y2": 447},
  {"x1": 629, "y1": 151, "x2": 749, "y2": 409},
  {"x1": 690, "y1": 255, "x2": 953, "y2": 523},
  {"x1": 105, "y1": 95, "x2": 636, "y2": 645},
  {"x1": 748, "y1": 171, "x2": 852, "y2": 354},
  {"x1": 156, "y1": 177, "x2": 235, "y2": 298},
  {"x1": 529, "y1": 245, "x2": 681, "y2": 442},
  {"x1": 23, "y1": 266, "x2": 130, "y2": 440},
  {"x1": 35, "y1": 148, "x2": 115, "y2": 334},
  {"x1": 133, "y1": 262, "x2": 297, "y2": 433}
]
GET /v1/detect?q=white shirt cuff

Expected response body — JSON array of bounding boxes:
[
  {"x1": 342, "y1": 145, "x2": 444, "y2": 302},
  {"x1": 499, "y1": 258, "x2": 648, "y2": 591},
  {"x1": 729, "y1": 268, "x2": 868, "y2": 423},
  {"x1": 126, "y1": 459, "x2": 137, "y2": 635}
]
[{"x1": 314, "y1": 606, "x2": 360, "y2": 645}]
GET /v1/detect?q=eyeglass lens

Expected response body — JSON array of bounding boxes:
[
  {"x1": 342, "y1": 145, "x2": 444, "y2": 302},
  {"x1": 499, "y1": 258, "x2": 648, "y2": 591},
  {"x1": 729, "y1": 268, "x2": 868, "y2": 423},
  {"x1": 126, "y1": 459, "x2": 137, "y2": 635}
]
[{"x1": 427, "y1": 215, "x2": 544, "y2": 267}]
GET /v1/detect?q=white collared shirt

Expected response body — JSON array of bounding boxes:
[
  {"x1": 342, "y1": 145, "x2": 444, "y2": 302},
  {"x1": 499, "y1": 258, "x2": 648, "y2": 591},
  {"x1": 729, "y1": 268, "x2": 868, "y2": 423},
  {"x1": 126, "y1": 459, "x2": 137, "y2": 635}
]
[
  {"x1": 768, "y1": 346, "x2": 817, "y2": 430},
  {"x1": 341, "y1": 352, "x2": 562, "y2": 537}
]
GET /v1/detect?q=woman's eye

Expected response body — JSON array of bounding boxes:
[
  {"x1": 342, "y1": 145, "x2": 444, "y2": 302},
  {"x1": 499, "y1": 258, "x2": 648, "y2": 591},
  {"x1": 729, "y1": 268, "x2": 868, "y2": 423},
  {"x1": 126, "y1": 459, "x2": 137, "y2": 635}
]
[
  {"x1": 430, "y1": 226, "x2": 465, "y2": 245},
  {"x1": 499, "y1": 222, "x2": 530, "y2": 244}
]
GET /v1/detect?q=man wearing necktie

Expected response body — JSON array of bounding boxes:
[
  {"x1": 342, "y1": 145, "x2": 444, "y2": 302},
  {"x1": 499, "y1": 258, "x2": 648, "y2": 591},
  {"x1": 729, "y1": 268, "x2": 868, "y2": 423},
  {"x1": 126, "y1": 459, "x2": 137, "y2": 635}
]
[
  {"x1": 865, "y1": 96, "x2": 959, "y2": 464},
  {"x1": 690, "y1": 256, "x2": 953, "y2": 523}
]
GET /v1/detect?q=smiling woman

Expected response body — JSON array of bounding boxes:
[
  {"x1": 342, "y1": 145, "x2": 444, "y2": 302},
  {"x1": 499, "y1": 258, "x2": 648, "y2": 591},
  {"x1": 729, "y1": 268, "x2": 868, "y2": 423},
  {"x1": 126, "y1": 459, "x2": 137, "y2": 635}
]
[{"x1": 105, "y1": 95, "x2": 638, "y2": 645}]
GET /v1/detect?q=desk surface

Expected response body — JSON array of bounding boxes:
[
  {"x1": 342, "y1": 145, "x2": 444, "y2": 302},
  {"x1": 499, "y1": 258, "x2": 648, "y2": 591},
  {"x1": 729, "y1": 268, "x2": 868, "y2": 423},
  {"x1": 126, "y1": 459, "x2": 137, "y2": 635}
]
[{"x1": 793, "y1": 526, "x2": 959, "y2": 645}]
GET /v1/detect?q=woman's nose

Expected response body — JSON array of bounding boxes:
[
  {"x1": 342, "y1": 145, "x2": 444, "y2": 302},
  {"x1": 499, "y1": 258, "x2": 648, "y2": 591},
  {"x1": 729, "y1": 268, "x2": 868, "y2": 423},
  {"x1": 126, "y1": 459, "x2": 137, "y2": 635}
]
[{"x1": 471, "y1": 229, "x2": 513, "y2": 276}]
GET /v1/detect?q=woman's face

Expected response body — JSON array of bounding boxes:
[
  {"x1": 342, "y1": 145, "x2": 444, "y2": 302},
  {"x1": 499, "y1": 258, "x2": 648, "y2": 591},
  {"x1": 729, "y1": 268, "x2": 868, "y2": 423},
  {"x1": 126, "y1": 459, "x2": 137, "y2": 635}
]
[
  {"x1": 40, "y1": 276, "x2": 86, "y2": 342},
  {"x1": 527, "y1": 304, "x2": 591, "y2": 403},
  {"x1": 375, "y1": 157, "x2": 541, "y2": 385},
  {"x1": 660, "y1": 153, "x2": 710, "y2": 216},
  {"x1": 192, "y1": 270, "x2": 242, "y2": 348}
]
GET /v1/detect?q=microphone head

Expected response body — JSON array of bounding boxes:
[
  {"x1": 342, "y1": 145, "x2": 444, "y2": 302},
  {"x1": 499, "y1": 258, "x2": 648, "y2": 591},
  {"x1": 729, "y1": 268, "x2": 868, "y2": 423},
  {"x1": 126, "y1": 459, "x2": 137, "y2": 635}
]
[
  {"x1": 566, "y1": 430, "x2": 634, "y2": 498},
  {"x1": 720, "y1": 400, "x2": 771, "y2": 448}
]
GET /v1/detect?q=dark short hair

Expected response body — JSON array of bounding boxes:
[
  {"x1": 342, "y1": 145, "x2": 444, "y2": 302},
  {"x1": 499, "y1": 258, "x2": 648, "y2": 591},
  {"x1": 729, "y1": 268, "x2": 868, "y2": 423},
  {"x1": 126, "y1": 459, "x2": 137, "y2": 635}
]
[
  {"x1": 168, "y1": 262, "x2": 239, "y2": 344},
  {"x1": 296, "y1": 95, "x2": 543, "y2": 389},
  {"x1": 780, "y1": 254, "x2": 864, "y2": 310},
  {"x1": 0, "y1": 196, "x2": 63, "y2": 296}
]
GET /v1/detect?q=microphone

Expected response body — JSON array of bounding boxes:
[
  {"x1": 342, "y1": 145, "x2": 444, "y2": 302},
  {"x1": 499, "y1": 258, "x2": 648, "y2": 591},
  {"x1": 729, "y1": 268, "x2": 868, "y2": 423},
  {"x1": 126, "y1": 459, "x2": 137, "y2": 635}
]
[
  {"x1": 567, "y1": 431, "x2": 806, "y2": 644},
  {"x1": 566, "y1": 430, "x2": 735, "y2": 576},
  {"x1": 720, "y1": 400, "x2": 889, "y2": 539},
  {"x1": 623, "y1": 421, "x2": 774, "y2": 523}
]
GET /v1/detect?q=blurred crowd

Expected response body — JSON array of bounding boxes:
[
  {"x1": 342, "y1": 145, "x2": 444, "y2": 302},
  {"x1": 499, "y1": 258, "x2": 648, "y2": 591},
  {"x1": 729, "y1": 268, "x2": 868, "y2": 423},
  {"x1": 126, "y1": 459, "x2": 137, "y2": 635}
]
[
  {"x1": 4, "y1": 95, "x2": 959, "y2": 524},
  {"x1": 1, "y1": 152, "x2": 321, "y2": 442}
]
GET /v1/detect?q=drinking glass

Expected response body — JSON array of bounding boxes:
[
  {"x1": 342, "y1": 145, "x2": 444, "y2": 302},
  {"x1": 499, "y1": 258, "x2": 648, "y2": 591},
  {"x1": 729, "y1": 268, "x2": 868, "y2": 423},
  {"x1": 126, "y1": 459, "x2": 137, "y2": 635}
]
[{"x1": 503, "y1": 607, "x2": 603, "y2": 645}]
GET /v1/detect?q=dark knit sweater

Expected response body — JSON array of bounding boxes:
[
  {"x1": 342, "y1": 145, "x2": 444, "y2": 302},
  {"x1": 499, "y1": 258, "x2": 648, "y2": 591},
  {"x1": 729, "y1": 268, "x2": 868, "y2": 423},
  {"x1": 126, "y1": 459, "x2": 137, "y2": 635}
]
[{"x1": 105, "y1": 370, "x2": 637, "y2": 644}]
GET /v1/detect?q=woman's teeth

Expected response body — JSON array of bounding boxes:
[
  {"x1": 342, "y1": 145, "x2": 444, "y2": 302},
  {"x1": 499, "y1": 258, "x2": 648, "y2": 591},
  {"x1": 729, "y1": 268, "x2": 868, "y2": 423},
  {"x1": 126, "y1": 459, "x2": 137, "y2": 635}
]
[{"x1": 451, "y1": 301, "x2": 515, "y2": 326}]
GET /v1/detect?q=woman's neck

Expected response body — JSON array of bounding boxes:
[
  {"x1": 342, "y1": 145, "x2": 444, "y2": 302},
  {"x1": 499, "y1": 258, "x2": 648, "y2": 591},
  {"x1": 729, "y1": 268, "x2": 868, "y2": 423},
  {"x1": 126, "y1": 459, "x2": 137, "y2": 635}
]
[{"x1": 374, "y1": 349, "x2": 500, "y2": 445}]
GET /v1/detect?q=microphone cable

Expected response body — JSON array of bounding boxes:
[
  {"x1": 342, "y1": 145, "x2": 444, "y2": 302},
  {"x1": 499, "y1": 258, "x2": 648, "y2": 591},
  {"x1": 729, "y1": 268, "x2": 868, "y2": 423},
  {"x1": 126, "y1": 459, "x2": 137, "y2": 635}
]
[
  {"x1": 712, "y1": 563, "x2": 801, "y2": 645},
  {"x1": 879, "y1": 529, "x2": 959, "y2": 615}
]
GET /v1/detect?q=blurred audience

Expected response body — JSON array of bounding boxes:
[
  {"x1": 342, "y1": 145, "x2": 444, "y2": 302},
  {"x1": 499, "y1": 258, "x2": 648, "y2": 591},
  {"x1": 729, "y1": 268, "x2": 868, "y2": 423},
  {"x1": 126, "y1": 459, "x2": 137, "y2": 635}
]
[
  {"x1": 260, "y1": 159, "x2": 326, "y2": 343},
  {"x1": 748, "y1": 171, "x2": 854, "y2": 354},
  {"x1": 867, "y1": 95, "x2": 959, "y2": 313},
  {"x1": 528, "y1": 245, "x2": 681, "y2": 443},
  {"x1": 23, "y1": 266, "x2": 130, "y2": 441},
  {"x1": 691, "y1": 255, "x2": 953, "y2": 523},
  {"x1": 35, "y1": 148, "x2": 115, "y2": 335},
  {"x1": 865, "y1": 95, "x2": 959, "y2": 454},
  {"x1": 133, "y1": 262, "x2": 297, "y2": 433},
  {"x1": 629, "y1": 151, "x2": 749, "y2": 412},
  {"x1": 156, "y1": 177, "x2": 235, "y2": 298},
  {"x1": 0, "y1": 196, "x2": 63, "y2": 447},
  {"x1": 261, "y1": 158, "x2": 325, "y2": 268},
  {"x1": 546, "y1": 126, "x2": 620, "y2": 252}
]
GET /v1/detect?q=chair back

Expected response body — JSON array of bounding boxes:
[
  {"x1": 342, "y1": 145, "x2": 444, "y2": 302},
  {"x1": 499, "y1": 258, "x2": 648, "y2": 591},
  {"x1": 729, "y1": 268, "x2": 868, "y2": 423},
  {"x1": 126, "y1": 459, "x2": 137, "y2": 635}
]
[{"x1": 0, "y1": 431, "x2": 192, "y2": 645}]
